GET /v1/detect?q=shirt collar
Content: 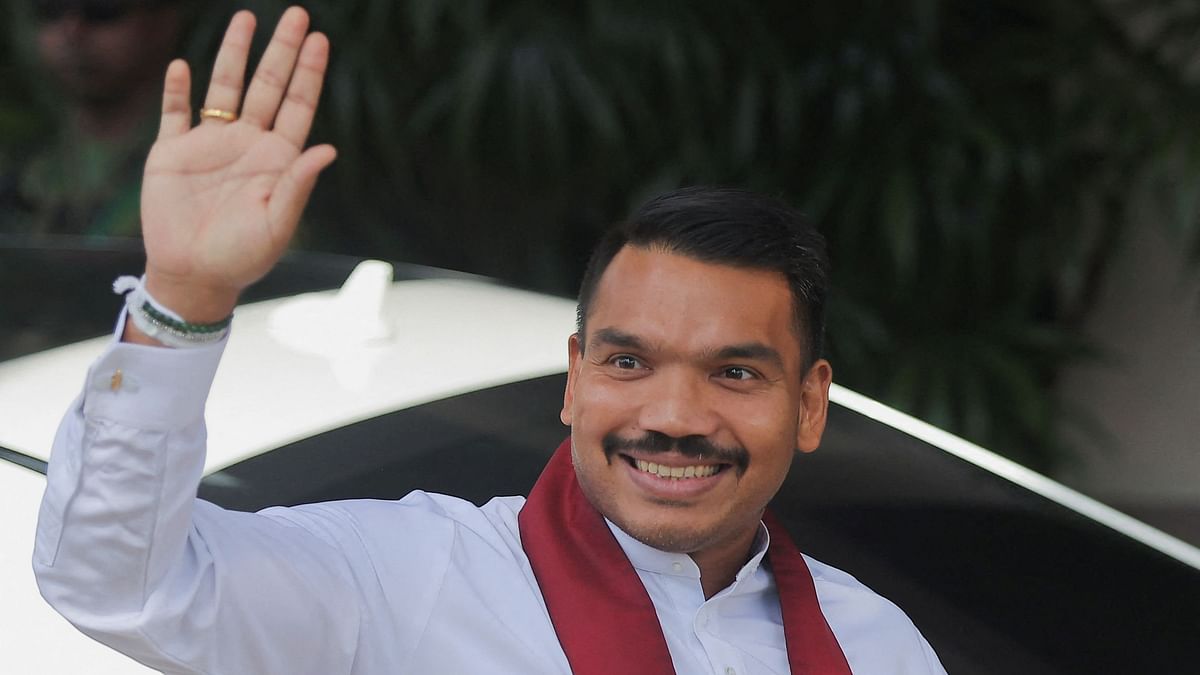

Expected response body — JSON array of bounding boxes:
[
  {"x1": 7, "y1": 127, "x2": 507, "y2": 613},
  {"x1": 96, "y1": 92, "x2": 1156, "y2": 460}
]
[{"x1": 605, "y1": 518, "x2": 772, "y2": 584}]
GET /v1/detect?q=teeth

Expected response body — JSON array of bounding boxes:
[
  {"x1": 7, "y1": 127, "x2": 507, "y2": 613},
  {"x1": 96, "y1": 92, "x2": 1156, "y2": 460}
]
[{"x1": 634, "y1": 459, "x2": 719, "y2": 479}]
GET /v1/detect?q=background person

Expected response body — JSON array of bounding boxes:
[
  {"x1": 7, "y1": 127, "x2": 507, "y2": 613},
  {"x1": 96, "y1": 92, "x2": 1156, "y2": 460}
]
[{"x1": 0, "y1": 0, "x2": 188, "y2": 236}]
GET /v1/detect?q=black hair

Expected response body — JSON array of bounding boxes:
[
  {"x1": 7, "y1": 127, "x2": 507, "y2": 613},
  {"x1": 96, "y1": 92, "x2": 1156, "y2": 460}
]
[{"x1": 576, "y1": 186, "x2": 830, "y2": 367}]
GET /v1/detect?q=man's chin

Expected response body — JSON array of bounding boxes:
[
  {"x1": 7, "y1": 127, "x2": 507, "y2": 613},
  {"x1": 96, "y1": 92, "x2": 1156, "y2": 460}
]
[{"x1": 610, "y1": 513, "x2": 720, "y2": 554}]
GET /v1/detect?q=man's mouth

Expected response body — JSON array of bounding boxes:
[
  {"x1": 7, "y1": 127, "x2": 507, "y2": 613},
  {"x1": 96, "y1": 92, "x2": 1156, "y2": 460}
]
[
  {"x1": 603, "y1": 431, "x2": 749, "y2": 477},
  {"x1": 621, "y1": 454, "x2": 727, "y2": 480}
]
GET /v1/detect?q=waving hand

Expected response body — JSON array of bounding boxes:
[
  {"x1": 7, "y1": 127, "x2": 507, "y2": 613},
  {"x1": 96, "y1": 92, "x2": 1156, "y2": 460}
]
[{"x1": 134, "y1": 7, "x2": 335, "y2": 332}]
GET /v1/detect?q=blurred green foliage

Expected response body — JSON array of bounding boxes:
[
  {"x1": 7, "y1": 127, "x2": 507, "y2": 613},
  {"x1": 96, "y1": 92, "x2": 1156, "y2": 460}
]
[
  {"x1": 0, "y1": 3, "x2": 52, "y2": 150},
  {"x1": 5, "y1": 0, "x2": 1200, "y2": 469}
]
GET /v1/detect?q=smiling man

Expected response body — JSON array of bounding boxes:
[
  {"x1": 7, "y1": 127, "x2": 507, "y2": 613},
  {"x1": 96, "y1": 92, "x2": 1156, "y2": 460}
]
[{"x1": 33, "y1": 7, "x2": 944, "y2": 674}]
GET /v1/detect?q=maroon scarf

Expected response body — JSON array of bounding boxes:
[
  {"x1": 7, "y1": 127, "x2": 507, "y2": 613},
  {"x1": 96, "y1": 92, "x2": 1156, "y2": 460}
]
[{"x1": 519, "y1": 439, "x2": 852, "y2": 674}]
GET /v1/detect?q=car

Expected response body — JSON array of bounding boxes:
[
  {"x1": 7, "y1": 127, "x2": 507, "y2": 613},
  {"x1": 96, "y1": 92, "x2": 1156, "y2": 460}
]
[{"x1": 2, "y1": 241, "x2": 1199, "y2": 674}]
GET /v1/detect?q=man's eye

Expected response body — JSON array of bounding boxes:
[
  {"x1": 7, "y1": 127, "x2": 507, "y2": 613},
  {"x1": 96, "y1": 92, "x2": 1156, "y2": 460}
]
[
  {"x1": 721, "y1": 366, "x2": 757, "y2": 381},
  {"x1": 610, "y1": 355, "x2": 642, "y2": 369}
]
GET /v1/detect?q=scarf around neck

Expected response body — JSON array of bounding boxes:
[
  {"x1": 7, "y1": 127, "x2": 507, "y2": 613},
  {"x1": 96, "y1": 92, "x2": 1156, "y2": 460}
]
[{"x1": 518, "y1": 438, "x2": 852, "y2": 674}]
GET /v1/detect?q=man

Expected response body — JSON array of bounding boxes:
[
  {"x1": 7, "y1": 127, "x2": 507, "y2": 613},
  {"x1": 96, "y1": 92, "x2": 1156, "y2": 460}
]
[
  {"x1": 33, "y1": 7, "x2": 945, "y2": 674},
  {"x1": 1, "y1": 0, "x2": 189, "y2": 236}
]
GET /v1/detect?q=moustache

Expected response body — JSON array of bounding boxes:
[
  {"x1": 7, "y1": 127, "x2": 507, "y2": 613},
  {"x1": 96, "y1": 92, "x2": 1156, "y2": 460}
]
[{"x1": 602, "y1": 431, "x2": 750, "y2": 476}]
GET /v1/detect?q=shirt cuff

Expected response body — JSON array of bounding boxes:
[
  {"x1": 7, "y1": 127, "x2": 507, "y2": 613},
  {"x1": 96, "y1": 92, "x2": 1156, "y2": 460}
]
[{"x1": 81, "y1": 311, "x2": 228, "y2": 430}]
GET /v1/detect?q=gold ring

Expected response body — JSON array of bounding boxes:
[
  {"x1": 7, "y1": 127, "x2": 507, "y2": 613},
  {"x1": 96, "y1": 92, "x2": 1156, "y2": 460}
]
[{"x1": 199, "y1": 107, "x2": 238, "y2": 122}]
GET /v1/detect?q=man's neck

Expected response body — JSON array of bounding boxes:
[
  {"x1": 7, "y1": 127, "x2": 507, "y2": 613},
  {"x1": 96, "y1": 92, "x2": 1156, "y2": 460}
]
[
  {"x1": 690, "y1": 527, "x2": 760, "y2": 599},
  {"x1": 606, "y1": 518, "x2": 764, "y2": 600}
]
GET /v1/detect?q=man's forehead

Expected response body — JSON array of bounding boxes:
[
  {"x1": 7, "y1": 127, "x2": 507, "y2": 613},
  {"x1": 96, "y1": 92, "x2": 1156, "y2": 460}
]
[
  {"x1": 588, "y1": 246, "x2": 797, "y2": 315},
  {"x1": 584, "y1": 246, "x2": 805, "y2": 362}
]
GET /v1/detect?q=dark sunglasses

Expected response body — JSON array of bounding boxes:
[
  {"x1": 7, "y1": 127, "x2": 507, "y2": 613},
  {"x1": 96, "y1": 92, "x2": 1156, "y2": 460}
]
[{"x1": 33, "y1": 0, "x2": 162, "y2": 24}]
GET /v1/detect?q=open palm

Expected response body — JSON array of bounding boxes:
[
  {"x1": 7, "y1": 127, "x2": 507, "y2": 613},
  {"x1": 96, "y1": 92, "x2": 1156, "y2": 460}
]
[{"x1": 140, "y1": 7, "x2": 335, "y2": 320}]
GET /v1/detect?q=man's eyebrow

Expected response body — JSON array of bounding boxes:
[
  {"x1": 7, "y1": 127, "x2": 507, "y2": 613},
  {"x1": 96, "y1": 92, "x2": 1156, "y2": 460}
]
[
  {"x1": 589, "y1": 327, "x2": 648, "y2": 351},
  {"x1": 710, "y1": 343, "x2": 785, "y2": 370}
]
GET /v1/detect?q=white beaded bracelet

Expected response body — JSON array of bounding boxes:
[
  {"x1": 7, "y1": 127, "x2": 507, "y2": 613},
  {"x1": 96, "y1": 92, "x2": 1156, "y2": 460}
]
[{"x1": 112, "y1": 275, "x2": 233, "y2": 348}]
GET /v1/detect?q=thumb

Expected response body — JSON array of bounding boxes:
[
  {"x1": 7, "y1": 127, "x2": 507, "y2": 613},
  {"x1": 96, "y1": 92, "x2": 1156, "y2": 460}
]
[{"x1": 268, "y1": 144, "x2": 337, "y2": 238}]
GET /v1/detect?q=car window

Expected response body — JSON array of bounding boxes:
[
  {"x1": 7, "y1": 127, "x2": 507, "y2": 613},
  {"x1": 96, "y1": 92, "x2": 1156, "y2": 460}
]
[
  {"x1": 788, "y1": 404, "x2": 1200, "y2": 673},
  {"x1": 0, "y1": 447, "x2": 47, "y2": 475},
  {"x1": 201, "y1": 373, "x2": 1200, "y2": 674},
  {"x1": 199, "y1": 374, "x2": 569, "y2": 510}
]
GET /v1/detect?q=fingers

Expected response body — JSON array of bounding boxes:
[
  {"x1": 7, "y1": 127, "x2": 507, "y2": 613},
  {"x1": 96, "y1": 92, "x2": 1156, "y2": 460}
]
[
  {"x1": 157, "y1": 59, "x2": 192, "y2": 140},
  {"x1": 267, "y1": 144, "x2": 338, "y2": 236},
  {"x1": 241, "y1": 6, "x2": 310, "y2": 129},
  {"x1": 202, "y1": 10, "x2": 256, "y2": 123},
  {"x1": 273, "y1": 32, "x2": 329, "y2": 148}
]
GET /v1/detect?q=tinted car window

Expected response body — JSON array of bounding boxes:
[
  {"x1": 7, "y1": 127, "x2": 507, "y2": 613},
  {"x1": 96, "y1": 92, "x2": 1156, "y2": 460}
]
[
  {"x1": 199, "y1": 374, "x2": 568, "y2": 509},
  {"x1": 791, "y1": 404, "x2": 1200, "y2": 674},
  {"x1": 0, "y1": 448, "x2": 47, "y2": 474},
  {"x1": 201, "y1": 374, "x2": 1200, "y2": 675}
]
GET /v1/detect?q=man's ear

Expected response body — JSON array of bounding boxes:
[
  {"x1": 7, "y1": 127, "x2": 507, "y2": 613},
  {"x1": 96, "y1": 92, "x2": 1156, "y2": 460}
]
[
  {"x1": 796, "y1": 359, "x2": 833, "y2": 454},
  {"x1": 561, "y1": 333, "x2": 583, "y2": 426}
]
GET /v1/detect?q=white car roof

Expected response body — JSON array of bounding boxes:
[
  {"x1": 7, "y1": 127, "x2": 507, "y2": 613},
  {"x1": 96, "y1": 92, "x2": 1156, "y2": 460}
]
[{"x1": 0, "y1": 264, "x2": 578, "y2": 473}]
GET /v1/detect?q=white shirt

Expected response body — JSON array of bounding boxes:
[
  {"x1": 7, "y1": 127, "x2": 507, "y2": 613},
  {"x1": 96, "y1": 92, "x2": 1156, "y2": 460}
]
[{"x1": 33, "y1": 337, "x2": 945, "y2": 675}]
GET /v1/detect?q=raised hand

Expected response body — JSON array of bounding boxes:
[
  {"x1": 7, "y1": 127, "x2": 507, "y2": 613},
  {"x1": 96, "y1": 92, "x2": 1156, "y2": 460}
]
[{"x1": 136, "y1": 7, "x2": 335, "y2": 328}]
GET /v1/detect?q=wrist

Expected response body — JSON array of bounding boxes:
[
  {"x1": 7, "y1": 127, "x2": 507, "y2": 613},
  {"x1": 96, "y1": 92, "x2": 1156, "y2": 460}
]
[
  {"x1": 143, "y1": 270, "x2": 240, "y2": 324},
  {"x1": 115, "y1": 274, "x2": 235, "y2": 348}
]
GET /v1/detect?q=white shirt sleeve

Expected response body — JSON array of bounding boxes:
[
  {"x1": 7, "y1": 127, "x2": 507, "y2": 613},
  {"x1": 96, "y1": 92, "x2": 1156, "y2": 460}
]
[
  {"x1": 31, "y1": 336, "x2": 363, "y2": 675},
  {"x1": 806, "y1": 556, "x2": 948, "y2": 675}
]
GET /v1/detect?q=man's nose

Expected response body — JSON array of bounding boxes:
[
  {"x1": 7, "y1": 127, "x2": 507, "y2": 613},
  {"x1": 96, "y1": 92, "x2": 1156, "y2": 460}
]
[{"x1": 636, "y1": 369, "x2": 719, "y2": 439}]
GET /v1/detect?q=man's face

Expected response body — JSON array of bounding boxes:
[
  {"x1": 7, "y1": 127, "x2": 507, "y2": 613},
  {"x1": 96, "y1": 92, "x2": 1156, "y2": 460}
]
[{"x1": 561, "y1": 246, "x2": 832, "y2": 560}]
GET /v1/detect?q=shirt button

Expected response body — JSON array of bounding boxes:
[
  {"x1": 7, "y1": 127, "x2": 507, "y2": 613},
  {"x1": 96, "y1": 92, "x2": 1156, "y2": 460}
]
[
  {"x1": 671, "y1": 561, "x2": 682, "y2": 572},
  {"x1": 725, "y1": 668, "x2": 736, "y2": 675}
]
